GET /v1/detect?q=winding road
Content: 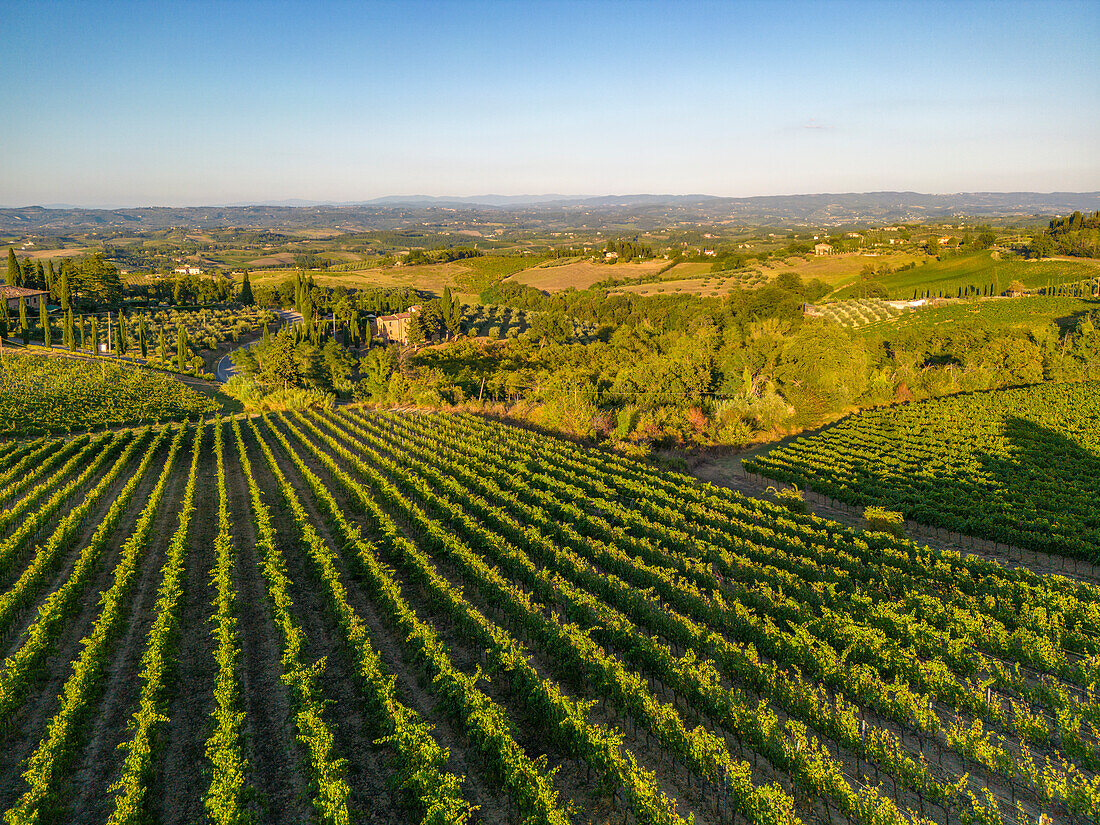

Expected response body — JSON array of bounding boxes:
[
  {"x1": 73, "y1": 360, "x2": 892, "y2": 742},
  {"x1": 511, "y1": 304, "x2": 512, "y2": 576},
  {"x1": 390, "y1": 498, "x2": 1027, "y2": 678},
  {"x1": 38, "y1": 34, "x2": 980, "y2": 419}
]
[{"x1": 215, "y1": 309, "x2": 302, "y2": 383}]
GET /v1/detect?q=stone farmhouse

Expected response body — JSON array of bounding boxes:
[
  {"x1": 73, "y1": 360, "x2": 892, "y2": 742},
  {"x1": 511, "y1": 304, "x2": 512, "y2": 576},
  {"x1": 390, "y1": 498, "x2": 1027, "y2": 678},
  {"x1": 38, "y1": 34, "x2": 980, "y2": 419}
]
[
  {"x1": 1, "y1": 286, "x2": 49, "y2": 313},
  {"x1": 369, "y1": 305, "x2": 422, "y2": 345},
  {"x1": 814, "y1": 243, "x2": 834, "y2": 256}
]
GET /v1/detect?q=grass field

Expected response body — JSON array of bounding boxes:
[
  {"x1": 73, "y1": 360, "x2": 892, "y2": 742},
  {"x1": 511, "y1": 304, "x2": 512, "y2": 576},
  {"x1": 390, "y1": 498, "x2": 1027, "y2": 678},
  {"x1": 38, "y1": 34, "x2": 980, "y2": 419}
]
[
  {"x1": 0, "y1": 409, "x2": 1094, "y2": 824},
  {"x1": 831, "y1": 250, "x2": 1100, "y2": 300}
]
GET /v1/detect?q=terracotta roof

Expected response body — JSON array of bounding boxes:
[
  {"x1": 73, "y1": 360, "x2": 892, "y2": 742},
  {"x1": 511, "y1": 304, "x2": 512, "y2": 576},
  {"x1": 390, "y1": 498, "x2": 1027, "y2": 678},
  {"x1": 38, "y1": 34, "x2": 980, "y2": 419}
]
[{"x1": 0, "y1": 286, "x2": 48, "y2": 298}]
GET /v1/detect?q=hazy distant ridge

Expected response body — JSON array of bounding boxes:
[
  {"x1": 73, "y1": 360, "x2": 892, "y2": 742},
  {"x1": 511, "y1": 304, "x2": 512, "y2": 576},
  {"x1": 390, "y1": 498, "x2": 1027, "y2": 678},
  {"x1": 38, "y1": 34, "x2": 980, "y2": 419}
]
[{"x1": 1, "y1": 191, "x2": 1097, "y2": 233}]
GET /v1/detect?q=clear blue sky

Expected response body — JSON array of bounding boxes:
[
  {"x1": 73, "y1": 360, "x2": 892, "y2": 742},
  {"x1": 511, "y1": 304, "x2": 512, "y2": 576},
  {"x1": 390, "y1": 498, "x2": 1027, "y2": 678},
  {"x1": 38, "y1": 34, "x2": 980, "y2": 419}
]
[{"x1": 1, "y1": 0, "x2": 1097, "y2": 206}]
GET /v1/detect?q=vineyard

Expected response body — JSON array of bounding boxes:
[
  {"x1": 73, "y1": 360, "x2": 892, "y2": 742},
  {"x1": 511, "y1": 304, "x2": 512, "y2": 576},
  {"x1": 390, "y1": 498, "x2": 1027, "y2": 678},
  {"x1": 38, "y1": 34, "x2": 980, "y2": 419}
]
[
  {"x1": 745, "y1": 381, "x2": 1100, "y2": 560},
  {"x1": 0, "y1": 409, "x2": 1094, "y2": 824},
  {"x1": 866, "y1": 296, "x2": 1100, "y2": 337},
  {"x1": 0, "y1": 350, "x2": 217, "y2": 435}
]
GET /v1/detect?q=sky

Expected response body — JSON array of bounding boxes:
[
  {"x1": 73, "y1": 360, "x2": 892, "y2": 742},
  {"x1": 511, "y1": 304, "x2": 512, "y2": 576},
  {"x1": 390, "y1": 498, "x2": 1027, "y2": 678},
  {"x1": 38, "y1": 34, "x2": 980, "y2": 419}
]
[{"x1": 1, "y1": 0, "x2": 1097, "y2": 207}]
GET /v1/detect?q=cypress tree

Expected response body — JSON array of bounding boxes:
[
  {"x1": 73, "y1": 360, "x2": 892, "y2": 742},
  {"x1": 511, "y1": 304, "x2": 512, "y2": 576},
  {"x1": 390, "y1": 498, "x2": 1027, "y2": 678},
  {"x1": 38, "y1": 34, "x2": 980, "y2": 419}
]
[
  {"x1": 177, "y1": 326, "x2": 187, "y2": 369},
  {"x1": 77, "y1": 313, "x2": 85, "y2": 351},
  {"x1": 40, "y1": 300, "x2": 50, "y2": 346},
  {"x1": 59, "y1": 266, "x2": 71, "y2": 310},
  {"x1": 46, "y1": 260, "x2": 56, "y2": 299},
  {"x1": 91, "y1": 318, "x2": 100, "y2": 354},
  {"x1": 64, "y1": 309, "x2": 75, "y2": 350},
  {"x1": 240, "y1": 271, "x2": 254, "y2": 305},
  {"x1": 158, "y1": 328, "x2": 168, "y2": 363},
  {"x1": 138, "y1": 314, "x2": 148, "y2": 358},
  {"x1": 5, "y1": 248, "x2": 17, "y2": 286},
  {"x1": 301, "y1": 289, "x2": 314, "y2": 327},
  {"x1": 118, "y1": 314, "x2": 129, "y2": 355},
  {"x1": 262, "y1": 319, "x2": 270, "y2": 345},
  {"x1": 18, "y1": 298, "x2": 28, "y2": 345},
  {"x1": 0, "y1": 298, "x2": 8, "y2": 339}
]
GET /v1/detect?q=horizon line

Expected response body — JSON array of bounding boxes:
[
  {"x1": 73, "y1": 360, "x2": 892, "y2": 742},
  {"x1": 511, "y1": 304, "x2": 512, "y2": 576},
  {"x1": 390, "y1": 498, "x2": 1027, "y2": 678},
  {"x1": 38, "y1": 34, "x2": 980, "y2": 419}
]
[{"x1": 3, "y1": 189, "x2": 1100, "y2": 211}]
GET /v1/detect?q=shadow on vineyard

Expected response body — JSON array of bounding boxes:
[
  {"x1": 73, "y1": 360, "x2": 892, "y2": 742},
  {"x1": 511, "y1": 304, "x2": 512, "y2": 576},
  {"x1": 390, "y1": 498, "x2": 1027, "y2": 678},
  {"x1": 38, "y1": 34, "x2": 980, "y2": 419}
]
[
  {"x1": 1052, "y1": 297, "x2": 1100, "y2": 332},
  {"x1": 971, "y1": 416, "x2": 1100, "y2": 558}
]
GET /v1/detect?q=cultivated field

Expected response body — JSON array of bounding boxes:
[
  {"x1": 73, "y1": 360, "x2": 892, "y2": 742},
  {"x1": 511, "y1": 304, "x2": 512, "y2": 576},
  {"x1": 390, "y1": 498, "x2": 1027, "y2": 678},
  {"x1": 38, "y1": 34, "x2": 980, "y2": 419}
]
[
  {"x1": 611, "y1": 276, "x2": 747, "y2": 297},
  {"x1": 0, "y1": 409, "x2": 1095, "y2": 824},
  {"x1": 506, "y1": 259, "x2": 668, "y2": 291}
]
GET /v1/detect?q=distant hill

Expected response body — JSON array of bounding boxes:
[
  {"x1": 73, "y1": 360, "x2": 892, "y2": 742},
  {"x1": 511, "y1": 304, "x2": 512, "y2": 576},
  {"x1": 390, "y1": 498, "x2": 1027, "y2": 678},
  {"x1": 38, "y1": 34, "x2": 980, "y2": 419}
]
[{"x1": 1, "y1": 192, "x2": 1097, "y2": 234}]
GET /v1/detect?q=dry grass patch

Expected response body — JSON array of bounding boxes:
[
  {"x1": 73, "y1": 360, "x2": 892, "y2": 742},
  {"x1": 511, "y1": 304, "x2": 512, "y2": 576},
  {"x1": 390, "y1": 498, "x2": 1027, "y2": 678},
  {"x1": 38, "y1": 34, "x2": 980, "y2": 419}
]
[{"x1": 8, "y1": 247, "x2": 88, "y2": 260}]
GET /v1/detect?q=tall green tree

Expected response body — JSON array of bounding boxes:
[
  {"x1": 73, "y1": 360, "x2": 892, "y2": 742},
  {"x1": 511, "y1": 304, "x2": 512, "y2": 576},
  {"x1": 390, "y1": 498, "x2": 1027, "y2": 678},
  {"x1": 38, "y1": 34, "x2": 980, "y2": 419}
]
[
  {"x1": 239, "y1": 271, "x2": 254, "y2": 305},
  {"x1": 349, "y1": 307, "x2": 360, "y2": 347},
  {"x1": 0, "y1": 298, "x2": 9, "y2": 339},
  {"x1": 176, "y1": 326, "x2": 188, "y2": 368},
  {"x1": 441, "y1": 287, "x2": 463, "y2": 338},
  {"x1": 157, "y1": 328, "x2": 168, "y2": 363},
  {"x1": 5, "y1": 248, "x2": 17, "y2": 287},
  {"x1": 18, "y1": 298, "x2": 28, "y2": 345},
  {"x1": 301, "y1": 288, "x2": 314, "y2": 327},
  {"x1": 406, "y1": 313, "x2": 426, "y2": 347},
  {"x1": 137, "y1": 314, "x2": 148, "y2": 358},
  {"x1": 58, "y1": 265, "x2": 71, "y2": 310},
  {"x1": 39, "y1": 301, "x2": 50, "y2": 347},
  {"x1": 63, "y1": 309, "x2": 75, "y2": 350},
  {"x1": 75, "y1": 254, "x2": 123, "y2": 306},
  {"x1": 118, "y1": 314, "x2": 129, "y2": 355},
  {"x1": 258, "y1": 332, "x2": 303, "y2": 390}
]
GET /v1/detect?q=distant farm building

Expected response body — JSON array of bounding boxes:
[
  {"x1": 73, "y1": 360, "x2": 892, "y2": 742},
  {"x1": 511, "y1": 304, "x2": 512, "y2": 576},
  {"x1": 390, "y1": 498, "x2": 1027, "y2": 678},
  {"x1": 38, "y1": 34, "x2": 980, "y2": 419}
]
[
  {"x1": 814, "y1": 243, "x2": 834, "y2": 256},
  {"x1": 1, "y1": 286, "x2": 49, "y2": 312},
  {"x1": 174, "y1": 266, "x2": 204, "y2": 275},
  {"x1": 369, "y1": 305, "x2": 421, "y2": 345}
]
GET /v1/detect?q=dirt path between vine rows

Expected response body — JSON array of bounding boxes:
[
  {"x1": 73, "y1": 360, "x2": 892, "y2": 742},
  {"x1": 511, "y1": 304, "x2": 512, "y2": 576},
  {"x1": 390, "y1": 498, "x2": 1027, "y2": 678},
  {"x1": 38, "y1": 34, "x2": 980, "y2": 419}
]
[{"x1": 689, "y1": 456, "x2": 1100, "y2": 587}]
